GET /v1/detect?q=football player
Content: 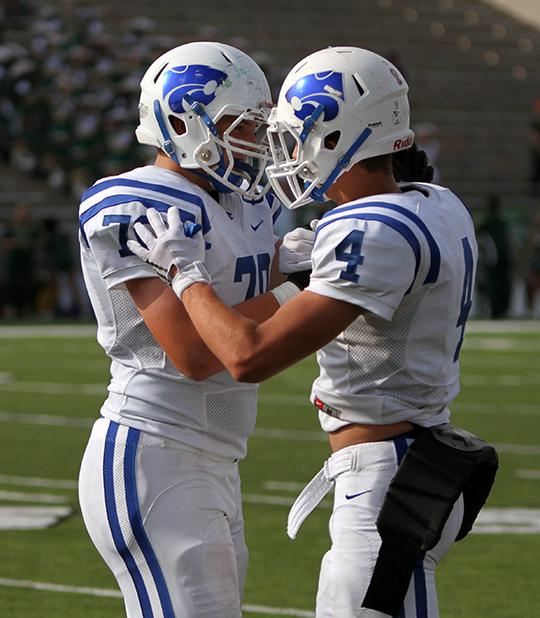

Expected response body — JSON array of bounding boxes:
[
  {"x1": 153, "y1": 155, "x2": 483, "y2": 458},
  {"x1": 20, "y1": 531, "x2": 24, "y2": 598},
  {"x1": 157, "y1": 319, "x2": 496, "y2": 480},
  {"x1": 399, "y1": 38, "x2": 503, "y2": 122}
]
[
  {"x1": 130, "y1": 47, "x2": 483, "y2": 617},
  {"x1": 77, "y1": 41, "x2": 315, "y2": 618}
]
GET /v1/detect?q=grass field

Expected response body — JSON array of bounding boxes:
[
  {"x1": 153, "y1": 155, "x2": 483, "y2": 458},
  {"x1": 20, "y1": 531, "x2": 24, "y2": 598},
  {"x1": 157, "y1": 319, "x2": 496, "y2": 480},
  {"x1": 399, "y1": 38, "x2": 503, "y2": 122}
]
[{"x1": 0, "y1": 321, "x2": 538, "y2": 617}]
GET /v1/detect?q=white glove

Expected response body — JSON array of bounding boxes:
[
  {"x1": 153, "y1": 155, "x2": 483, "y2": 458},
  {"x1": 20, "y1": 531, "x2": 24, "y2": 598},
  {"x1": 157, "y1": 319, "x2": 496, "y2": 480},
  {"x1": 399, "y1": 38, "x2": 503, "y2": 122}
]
[
  {"x1": 279, "y1": 220, "x2": 318, "y2": 274},
  {"x1": 127, "y1": 207, "x2": 211, "y2": 298}
]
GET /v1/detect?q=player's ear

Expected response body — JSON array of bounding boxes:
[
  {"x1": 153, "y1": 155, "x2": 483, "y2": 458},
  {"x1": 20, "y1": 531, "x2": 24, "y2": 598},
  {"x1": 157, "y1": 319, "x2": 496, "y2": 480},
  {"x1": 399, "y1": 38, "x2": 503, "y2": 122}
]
[
  {"x1": 170, "y1": 116, "x2": 187, "y2": 136},
  {"x1": 324, "y1": 131, "x2": 341, "y2": 150}
]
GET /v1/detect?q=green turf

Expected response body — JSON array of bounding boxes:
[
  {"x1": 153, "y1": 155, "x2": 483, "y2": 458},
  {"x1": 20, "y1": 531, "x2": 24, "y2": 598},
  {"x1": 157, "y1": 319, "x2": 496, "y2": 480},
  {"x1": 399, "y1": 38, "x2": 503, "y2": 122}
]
[{"x1": 0, "y1": 325, "x2": 538, "y2": 617}]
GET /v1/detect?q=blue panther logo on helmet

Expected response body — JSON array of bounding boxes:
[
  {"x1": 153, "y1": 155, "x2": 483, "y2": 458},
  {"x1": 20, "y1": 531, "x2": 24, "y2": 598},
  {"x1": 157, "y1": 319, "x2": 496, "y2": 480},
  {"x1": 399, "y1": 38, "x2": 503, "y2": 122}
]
[
  {"x1": 163, "y1": 65, "x2": 228, "y2": 113},
  {"x1": 285, "y1": 71, "x2": 344, "y2": 122}
]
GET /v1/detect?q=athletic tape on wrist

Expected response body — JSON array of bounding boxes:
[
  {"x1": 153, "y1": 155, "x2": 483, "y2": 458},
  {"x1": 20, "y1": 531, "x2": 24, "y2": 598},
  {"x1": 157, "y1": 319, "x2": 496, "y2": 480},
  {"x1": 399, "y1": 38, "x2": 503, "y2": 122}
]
[
  {"x1": 171, "y1": 261, "x2": 212, "y2": 299},
  {"x1": 270, "y1": 280, "x2": 301, "y2": 306}
]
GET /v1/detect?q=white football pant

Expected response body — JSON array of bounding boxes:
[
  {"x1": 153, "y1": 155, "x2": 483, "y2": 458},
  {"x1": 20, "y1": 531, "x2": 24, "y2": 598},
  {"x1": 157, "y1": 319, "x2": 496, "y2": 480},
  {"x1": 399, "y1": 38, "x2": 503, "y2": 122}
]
[
  {"x1": 78, "y1": 418, "x2": 247, "y2": 618},
  {"x1": 315, "y1": 438, "x2": 464, "y2": 618}
]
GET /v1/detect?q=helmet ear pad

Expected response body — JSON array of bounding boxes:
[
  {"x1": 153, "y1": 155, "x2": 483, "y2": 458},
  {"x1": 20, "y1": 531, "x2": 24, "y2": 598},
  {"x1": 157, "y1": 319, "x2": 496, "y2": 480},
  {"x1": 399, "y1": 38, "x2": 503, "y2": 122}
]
[
  {"x1": 324, "y1": 131, "x2": 341, "y2": 151},
  {"x1": 170, "y1": 116, "x2": 187, "y2": 136}
]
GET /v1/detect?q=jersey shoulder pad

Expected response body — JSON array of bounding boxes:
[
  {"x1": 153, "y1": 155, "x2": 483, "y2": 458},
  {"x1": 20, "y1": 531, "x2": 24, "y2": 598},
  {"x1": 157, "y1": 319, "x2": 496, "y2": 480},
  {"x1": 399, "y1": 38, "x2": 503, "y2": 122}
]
[
  {"x1": 80, "y1": 171, "x2": 212, "y2": 235},
  {"x1": 79, "y1": 195, "x2": 155, "y2": 288},
  {"x1": 308, "y1": 203, "x2": 425, "y2": 320}
]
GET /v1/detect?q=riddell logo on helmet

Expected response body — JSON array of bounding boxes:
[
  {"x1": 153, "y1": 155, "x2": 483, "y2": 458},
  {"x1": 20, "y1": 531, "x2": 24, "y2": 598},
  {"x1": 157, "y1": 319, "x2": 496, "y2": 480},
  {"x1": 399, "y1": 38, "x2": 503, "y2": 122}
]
[{"x1": 393, "y1": 136, "x2": 413, "y2": 151}]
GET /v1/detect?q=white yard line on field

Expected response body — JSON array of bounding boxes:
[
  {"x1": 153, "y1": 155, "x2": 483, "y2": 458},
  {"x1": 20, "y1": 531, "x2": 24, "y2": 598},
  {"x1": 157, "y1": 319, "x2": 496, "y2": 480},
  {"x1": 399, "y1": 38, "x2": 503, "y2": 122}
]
[
  {"x1": 243, "y1": 494, "x2": 332, "y2": 509},
  {"x1": 0, "y1": 506, "x2": 73, "y2": 530},
  {"x1": 0, "y1": 578, "x2": 315, "y2": 617},
  {"x1": 494, "y1": 443, "x2": 540, "y2": 455},
  {"x1": 0, "y1": 380, "x2": 105, "y2": 395},
  {"x1": 462, "y1": 375, "x2": 540, "y2": 386},
  {"x1": 516, "y1": 470, "x2": 540, "y2": 480},
  {"x1": 0, "y1": 411, "x2": 539, "y2": 455},
  {"x1": 0, "y1": 411, "x2": 92, "y2": 427},
  {"x1": 465, "y1": 320, "x2": 540, "y2": 333},
  {"x1": 462, "y1": 338, "x2": 540, "y2": 351},
  {"x1": 0, "y1": 472, "x2": 539, "y2": 536},
  {"x1": 0, "y1": 490, "x2": 67, "y2": 504},
  {"x1": 2, "y1": 377, "x2": 540, "y2": 400},
  {"x1": 253, "y1": 427, "x2": 327, "y2": 442},
  {"x1": 0, "y1": 475, "x2": 78, "y2": 490},
  {"x1": 0, "y1": 326, "x2": 97, "y2": 338},
  {"x1": 452, "y1": 403, "x2": 539, "y2": 416},
  {"x1": 263, "y1": 481, "x2": 307, "y2": 492},
  {"x1": 0, "y1": 320, "x2": 537, "y2": 338}
]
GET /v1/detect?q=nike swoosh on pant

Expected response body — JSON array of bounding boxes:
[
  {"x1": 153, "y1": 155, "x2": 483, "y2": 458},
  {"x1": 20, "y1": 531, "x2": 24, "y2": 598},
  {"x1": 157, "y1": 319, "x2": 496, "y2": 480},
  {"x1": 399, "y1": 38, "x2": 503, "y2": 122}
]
[{"x1": 345, "y1": 490, "x2": 372, "y2": 500}]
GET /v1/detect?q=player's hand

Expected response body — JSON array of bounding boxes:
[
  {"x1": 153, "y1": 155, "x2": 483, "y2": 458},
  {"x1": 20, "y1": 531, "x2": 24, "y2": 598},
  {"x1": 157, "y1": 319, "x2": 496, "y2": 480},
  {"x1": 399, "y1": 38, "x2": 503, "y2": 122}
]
[
  {"x1": 392, "y1": 143, "x2": 434, "y2": 183},
  {"x1": 279, "y1": 222, "x2": 317, "y2": 274},
  {"x1": 127, "y1": 208, "x2": 211, "y2": 298},
  {"x1": 279, "y1": 220, "x2": 318, "y2": 290}
]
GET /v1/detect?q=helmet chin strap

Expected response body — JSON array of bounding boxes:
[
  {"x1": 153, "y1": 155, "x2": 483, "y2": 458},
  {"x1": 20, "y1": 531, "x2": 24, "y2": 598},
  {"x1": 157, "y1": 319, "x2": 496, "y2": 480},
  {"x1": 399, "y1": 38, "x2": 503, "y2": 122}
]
[
  {"x1": 153, "y1": 100, "x2": 180, "y2": 165},
  {"x1": 309, "y1": 126, "x2": 373, "y2": 201},
  {"x1": 158, "y1": 93, "x2": 260, "y2": 194},
  {"x1": 190, "y1": 157, "x2": 251, "y2": 194}
]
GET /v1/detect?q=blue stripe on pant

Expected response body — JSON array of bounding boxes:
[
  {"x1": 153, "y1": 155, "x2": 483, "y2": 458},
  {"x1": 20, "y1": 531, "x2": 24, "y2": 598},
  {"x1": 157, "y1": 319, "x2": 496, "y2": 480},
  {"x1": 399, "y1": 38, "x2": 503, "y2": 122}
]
[
  {"x1": 124, "y1": 427, "x2": 175, "y2": 618},
  {"x1": 413, "y1": 555, "x2": 428, "y2": 617},
  {"x1": 392, "y1": 436, "x2": 428, "y2": 618},
  {"x1": 103, "y1": 421, "x2": 174, "y2": 618}
]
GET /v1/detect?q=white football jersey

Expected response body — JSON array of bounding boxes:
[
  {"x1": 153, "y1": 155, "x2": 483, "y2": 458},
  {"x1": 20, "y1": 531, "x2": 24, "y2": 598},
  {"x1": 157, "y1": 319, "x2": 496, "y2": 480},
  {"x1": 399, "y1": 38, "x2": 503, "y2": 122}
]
[
  {"x1": 307, "y1": 183, "x2": 477, "y2": 431},
  {"x1": 79, "y1": 165, "x2": 281, "y2": 459}
]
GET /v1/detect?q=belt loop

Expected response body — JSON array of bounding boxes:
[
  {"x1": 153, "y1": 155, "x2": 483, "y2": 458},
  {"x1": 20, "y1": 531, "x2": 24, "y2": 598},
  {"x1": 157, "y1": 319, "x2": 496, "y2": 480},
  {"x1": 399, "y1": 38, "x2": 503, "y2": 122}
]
[{"x1": 323, "y1": 458, "x2": 332, "y2": 481}]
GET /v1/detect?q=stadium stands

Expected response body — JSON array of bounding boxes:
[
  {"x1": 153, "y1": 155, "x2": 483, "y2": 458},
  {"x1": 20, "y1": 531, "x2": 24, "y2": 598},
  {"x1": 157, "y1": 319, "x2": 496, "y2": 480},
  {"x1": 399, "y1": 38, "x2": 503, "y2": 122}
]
[
  {"x1": 2, "y1": 0, "x2": 540, "y2": 211},
  {"x1": 1, "y1": 0, "x2": 540, "y2": 323}
]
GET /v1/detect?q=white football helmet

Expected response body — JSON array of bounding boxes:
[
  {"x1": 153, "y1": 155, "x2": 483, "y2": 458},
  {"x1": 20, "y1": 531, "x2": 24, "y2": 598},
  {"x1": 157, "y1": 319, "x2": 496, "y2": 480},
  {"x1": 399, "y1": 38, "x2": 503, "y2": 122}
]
[
  {"x1": 266, "y1": 47, "x2": 414, "y2": 208},
  {"x1": 136, "y1": 41, "x2": 272, "y2": 199}
]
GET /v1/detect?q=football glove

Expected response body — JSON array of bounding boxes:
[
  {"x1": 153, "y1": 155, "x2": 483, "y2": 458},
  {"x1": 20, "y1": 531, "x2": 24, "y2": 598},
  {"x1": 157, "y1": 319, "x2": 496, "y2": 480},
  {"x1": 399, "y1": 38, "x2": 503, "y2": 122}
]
[
  {"x1": 279, "y1": 225, "x2": 316, "y2": 274},
  {"x1": 279, "y1": 220, "x2": 318, "y2": 290},
  {"x1": 392, "y1": 143, "x2": 434, "y2": 183},
  {"x1": 127, "y1": 207, "x2": 211, "y2": 298}
]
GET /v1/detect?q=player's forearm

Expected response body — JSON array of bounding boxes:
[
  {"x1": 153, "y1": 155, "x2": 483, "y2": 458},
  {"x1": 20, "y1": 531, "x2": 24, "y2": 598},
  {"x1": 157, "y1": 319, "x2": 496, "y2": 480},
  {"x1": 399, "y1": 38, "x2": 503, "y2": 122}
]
[
  {"x1": 182, "y1": 283, "x2": 265, "y2": 381},
  {"x1": 234, "y1": 290, "x2": 281, "y2": 321},
  {"x1": 185, "y1": 291, "x2": 282, "y2": 377}
]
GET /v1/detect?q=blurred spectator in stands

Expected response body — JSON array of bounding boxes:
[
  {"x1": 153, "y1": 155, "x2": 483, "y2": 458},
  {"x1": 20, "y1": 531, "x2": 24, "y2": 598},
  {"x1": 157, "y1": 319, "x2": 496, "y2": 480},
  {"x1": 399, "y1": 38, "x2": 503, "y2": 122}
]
[
  {"x1": 1, "y1": 0, "x2": 33, "y2": 29},
  {"x1": 529, "y1": 100, "x2": 540, "y2": 196},
  {"x1": 37, "y1": 218, "x2": 80, "y2": 317},
  {"x1": 3, "y1": 203, "x2": 38, "y2": 317},
  {"x1": 0, "y1": 1, "x2": 277, "y2": 205},
  {"x1": 523, "y1": 210, "x2": 540, "y2": 316},
  {"x1": 476, "y1": 195, "x2": 513, "y2": 319},
  {"x1": 414, "y1": 122, "x2": 441, "y2": 182}
]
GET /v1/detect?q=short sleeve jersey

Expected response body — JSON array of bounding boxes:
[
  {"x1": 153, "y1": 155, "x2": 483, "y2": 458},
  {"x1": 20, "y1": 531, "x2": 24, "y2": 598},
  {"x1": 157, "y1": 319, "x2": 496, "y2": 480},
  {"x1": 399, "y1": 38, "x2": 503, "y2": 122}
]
[
  {"x1": 79, "y1": 165, "x2": 281, "y2": 459},
  {"x1": 307, "y1": 184, "x2": 477, "y2": 431}
]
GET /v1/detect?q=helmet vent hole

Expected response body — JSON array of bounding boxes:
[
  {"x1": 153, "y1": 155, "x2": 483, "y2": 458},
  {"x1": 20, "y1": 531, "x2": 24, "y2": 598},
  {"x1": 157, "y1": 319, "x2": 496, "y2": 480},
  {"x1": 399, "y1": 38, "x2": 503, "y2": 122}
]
[
  {"x1": 220, "y1": 51, "x2": 233, "y2": 63},
  {"x1": 324, "y1": 131, "x2": 341, "y2": 150},
  {"x1": 169, "y1": 116, "x2": 187, "y2": 136},
  {"x1": 352, "y1": 75, "x2": 365, "y2": 96},
  {"x1": 153, "y1": 62, "x2": 168, "y2": 83}
]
